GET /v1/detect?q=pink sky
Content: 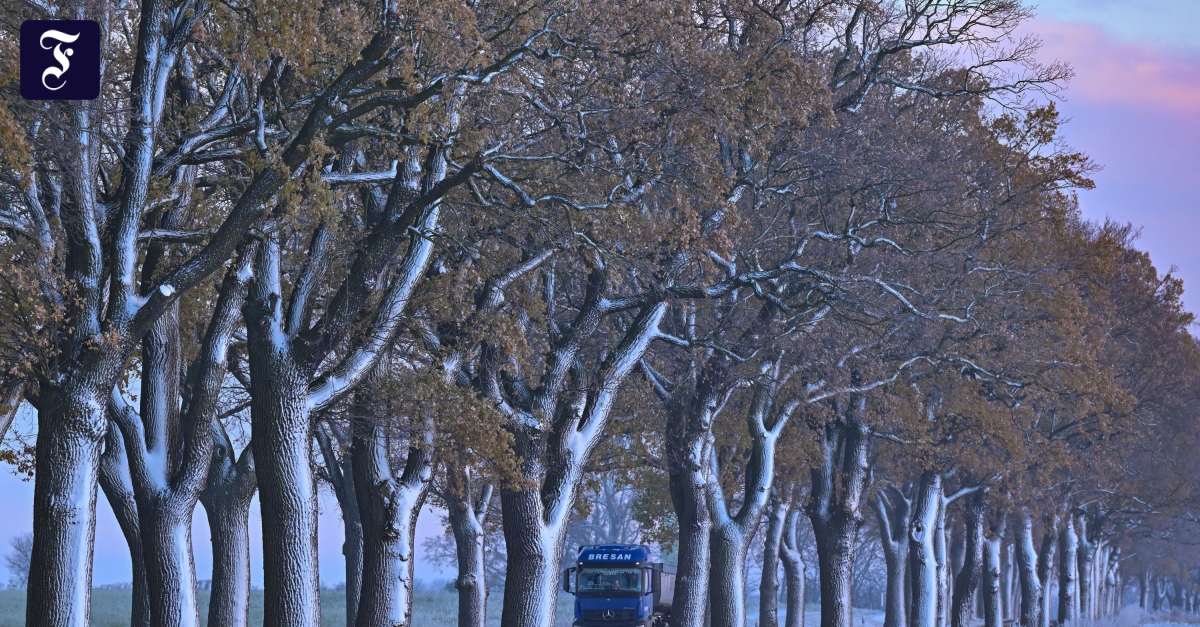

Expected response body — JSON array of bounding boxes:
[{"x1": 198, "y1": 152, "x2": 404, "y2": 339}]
[{"x1": 1029, "y1": 10, "x2": 1200, "y2": 313}]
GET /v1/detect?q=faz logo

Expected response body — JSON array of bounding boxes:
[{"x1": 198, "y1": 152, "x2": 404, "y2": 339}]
[{"x1": 20, "y1": 20, "x2": 101, "y2": 100}]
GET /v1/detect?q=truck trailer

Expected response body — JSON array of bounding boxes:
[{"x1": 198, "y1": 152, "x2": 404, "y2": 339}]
[{"x1": 562, "y1": 543, "x2": 675, "y2": 627}]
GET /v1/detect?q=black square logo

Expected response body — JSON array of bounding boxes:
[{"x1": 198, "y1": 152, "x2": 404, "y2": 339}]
[{"x1": 20, "y1": 20, "x2": 101, "y2": 101}]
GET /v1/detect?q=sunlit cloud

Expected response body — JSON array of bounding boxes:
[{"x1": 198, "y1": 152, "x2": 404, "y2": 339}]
[{"x1": 1034, "y1": 19, "x2": 1200, "y2": 112}]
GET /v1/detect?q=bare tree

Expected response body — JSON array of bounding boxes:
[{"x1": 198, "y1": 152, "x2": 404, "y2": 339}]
[{"x1": 4, "y1": 533, "x2": 33, "y2": 590}]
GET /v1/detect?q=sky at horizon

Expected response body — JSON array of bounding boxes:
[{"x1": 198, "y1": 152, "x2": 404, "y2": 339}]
[{"x1": 0, "y1": 0, "x2": 1198, "y2": 591}]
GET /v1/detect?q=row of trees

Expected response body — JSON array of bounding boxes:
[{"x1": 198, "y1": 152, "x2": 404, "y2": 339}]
[{"x1": 1, "y1": 0, "x2": 1198, "y2": 627}]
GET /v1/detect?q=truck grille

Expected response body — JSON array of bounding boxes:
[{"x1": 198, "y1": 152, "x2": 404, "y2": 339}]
[{"x1": 581, "y1": 608, "x2": 637, "y2": 621}]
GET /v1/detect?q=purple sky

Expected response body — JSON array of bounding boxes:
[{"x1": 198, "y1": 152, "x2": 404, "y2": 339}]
[
  {"x1": 1, "y1": 0, "x2": 1198, "y2": 589},
  {"x1": 1030, "y1": 0, "x2": 1200, "y2": 312}
]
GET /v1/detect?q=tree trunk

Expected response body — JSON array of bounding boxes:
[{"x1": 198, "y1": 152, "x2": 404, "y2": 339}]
[
  {"x1": 142, "y1": 512, "x2": 200, "y2": 627},
  {"x1": 1002, "y1": 542, "x2": 1014, "y2": 622},
  {"x1": 316, "y1": 422, "x2": 363, "y2": 627},
  {"x1": 448, "y1": 480, "x2": 492, "y2": 627},
  {"x1": 935, "y1": 499, "x2": 949, "y2": 627},
  {"x1": 27, "y1": 388, "x2": 108, "y2": 627},
  {"x1": 708, "y1": 369, "x2": 792, "y2": 627},
  {"x1": 99, "y1": 423, "x2": 151, "y2": 627},
  {"x1": 950, "y1": 492, "x2": 985, "y2": 627},
  {"x1": 762, "y1": 496, "x2": 789, "y2": 627},
  {"x1": 1036, "y1": 521, "x2": 1056, "y2": 627},
  {"x1": 1076, "y1": 517, "x2": 1095, "y2": 621},
  {"x1": 499, "y1": 485, "x2": 571, "y2": 627},
  {"x1": 781, "y1": 505, "x2": 807, "y2": 627},
  {"x1": 353, "y1": 420, "x2": 433, "y2": 627},
  {"x1": 873, "y1": 487, "x2": 911, "y2": 627},
  {"x1": 665, "y1": 368, "x2": 723, "y2": 627},
  {"x1": 1015, "y1": 512, "x2": 1042, "y2": 627},
  {"x1": 909, "y1": 471, "x2": 942, "y2": 627},
  {"x1": 247, "y1": 239, "x2": 321, "y2": 627},
  {"x1": 487, "y1": 291, "x2": 666, "y2": 627},
  {"x1": 206, "y1": 501, "x2": 253, "y2": 627},
  {"x1": 807, "y1": 416, "x2": 872, "y2": 627},
  {"x1": 1057, "y1": 517, "x2": 1079, "y2": 625},
  {"x1": 983, "y1": 516, "x2": 1006, "y2": 627},
  {"x1": 710, "y1": 519, "x2": 754, "y2": 627},
  {"x1": 201, "y1": 424, "x2": 257, "y2": 627},
  {"x1": 670, "y1": 461, "x2": 713, "y2": 627}
]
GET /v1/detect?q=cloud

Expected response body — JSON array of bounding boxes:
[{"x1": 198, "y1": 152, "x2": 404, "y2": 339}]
[
  {"x1": 1033, "y1": 19, "x2": 1200, "y2": 112},
  {"x1": 1033, "y1": 0, "x2": 1200, "y2": 53}
]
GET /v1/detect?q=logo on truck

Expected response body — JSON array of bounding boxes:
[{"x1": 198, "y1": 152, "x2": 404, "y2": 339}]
[{"x1": 586, "y1": 552, "x2": 633, "y2": 561}]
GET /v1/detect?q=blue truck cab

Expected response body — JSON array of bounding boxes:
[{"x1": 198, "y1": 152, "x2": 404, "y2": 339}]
[{"x1": 562, "y1": 544, "x2": 675, "y2": 627}]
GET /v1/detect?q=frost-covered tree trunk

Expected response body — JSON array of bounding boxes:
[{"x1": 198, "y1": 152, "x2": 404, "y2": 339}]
[
  {"x1": 104, "y1": 249, "x2": 252, "y2": 627},
  {"x1": 353, "y1": 415, "x2": 433, "y2": 627},
  {"x1": 492, "y1": 293, "x2": 668, "y2": 627},
  {"x1": 1058, "y1": 516, "x2": 1079, "y2": 625},
  {"x1": 807, "y1": 413, "x2": 872, "y2": 627},
  {"x1": 1139, "y1": 571, "x2": 1148, "y2": 610},
  {"x1": 246, "y1": 238, "x2": 322, "y2": 627},
  {"x1": 983, "y1": 516, "x2": 1006, "y2": 627},
  {"x1": 709, "y1": 515, "x2": 754, "y2": 627},
  {"x1": 780, "y1": 505, "x2": 807, "y2": 627},
  {"x1": 762, "y1": 494, "x2": 791, "y2": 627},
  {"x1": 446, "y1": 470, "x2": 493, "y2": 627},
  {"x1": 909, "y1": 472, "x2": 942, "y2": 627},
  {"x1": 1104, "y1": 548, "x2": 1120, "y2": 617},
  {"x1": 28, "y1": 379, "x2": 110, "y2": 627},
  {"x1": 950, "y1": 492, "x2": 985, "y2": 627},
  {"x1": 99, "y1": 424, "x2": 151, "y2": 627},
  {"x1": 316, "y1": 422, "x2": 362, "y2": 627},
  {"x1": 1076, "y1": 516, "x2": 1095, "y2": 621},
  {"x1": 1036, "y1": 519, "x2": 1056, "y2": 627},
  {"x1": 873, "y1": 486, "x2": 911, "y2": 627},
  {"x1": 665, "y1": 369, "x2": 723, "y2": 627},
  {"x1": 708, "y1": 364, "x2": 796, "y2": 627},
  {"x1": 201, "y1": 422, "x2": 256, "y2": 627},
  {"x1": 935, "y1": 500, "x2": 949, "y2": 627},
  {"x1": 1015, "y1": 512, "x2": 1043, "y2": 627},
  {"x1": 1002, "y1": 542, "x2": 1014, "y2": 622}
]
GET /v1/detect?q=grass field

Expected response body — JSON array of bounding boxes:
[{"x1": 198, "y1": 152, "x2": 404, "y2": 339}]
[{"x1": 0, "y1": 589, "x2": 577, "y2": 627}]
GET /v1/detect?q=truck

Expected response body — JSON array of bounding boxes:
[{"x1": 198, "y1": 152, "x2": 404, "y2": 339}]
[{"x1": 562, "y1": 544, "x2": 675, "y2": 627}]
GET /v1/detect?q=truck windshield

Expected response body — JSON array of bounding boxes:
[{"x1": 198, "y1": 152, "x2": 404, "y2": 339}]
[{"x1": 576, "y1": 568, "x2": 644, "y2": 595}]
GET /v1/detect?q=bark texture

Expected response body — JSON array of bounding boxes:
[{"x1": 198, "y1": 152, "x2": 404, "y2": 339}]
[
  {"x1": 807, "y1": 412, "x2": 872, "y2": 627},
  {"x1": 780, "y1": 505, "x2": 807, "y2": 627},
  {"x1": 201, "y1": 422, "x2": 257, "y2": 627},
  {"x1": 1058, "y1": 516, "x2": 1079, "y2": 625},
  {"x1": 447, "y1": 473, "x2": 493, "y2": 627},
  {"x1": 983, "y1": 516, "x2": 1006, "y2": 627},
  {"x1": 352, "y1": 415, "x2": 434, "y2": 627},
  {"x1": 246, "y1": 238, "x2": 321, "y2": 627},
  {"x1": 317, "y1": 422, "x2": 363, "y2": 627},
  {"x1": 99, "y1": 423, "x2": 151, "y2": 627},
  {"x1": 873, "y1": 486, "x2": 911, "y2": 627},
  {"x1": 950, "y1": 492, "x2": 985, "y2": 627},
  {"x1": 1015, "y1": 512, "x2": 1043, "y2": 627},
  {"x1": 1036, "y1": 520, "x2": 1057, "y2": 627},
  {"x1": 708, "y1": 364, "x2": 796, "y2": 627},
  {"x1": 666, "y1": 372, "x2": 721, "y2": 627},
  {"x1": 761, "y1": 494, "x2": 790, "y2": 627},
  {"x1": 909, "y1": 472, "x2": 943, "y2": 627}
]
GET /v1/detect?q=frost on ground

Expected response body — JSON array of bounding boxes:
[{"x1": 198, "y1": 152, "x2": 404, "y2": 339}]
[
  {"x1": 0, "y1": 590, "x2": 1191, "y2": 627},
  {"x1": 0, "y1": 589, "x2": 577, "y2": 627}
]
